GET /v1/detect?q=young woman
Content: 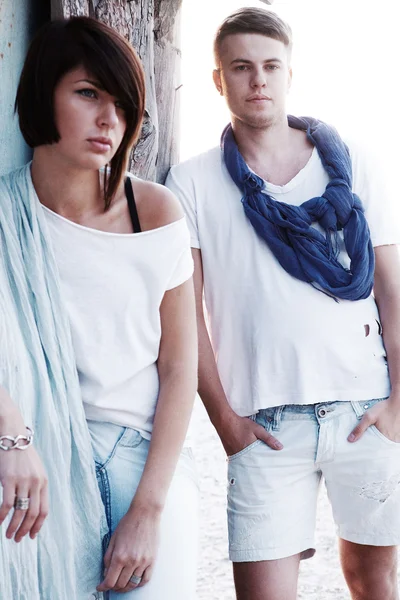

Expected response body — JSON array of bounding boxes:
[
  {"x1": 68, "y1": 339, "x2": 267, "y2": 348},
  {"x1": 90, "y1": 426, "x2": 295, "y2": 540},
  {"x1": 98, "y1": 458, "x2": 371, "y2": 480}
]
[{"x1": 0, "y1": 17, "x2": 198, "y2": 599}]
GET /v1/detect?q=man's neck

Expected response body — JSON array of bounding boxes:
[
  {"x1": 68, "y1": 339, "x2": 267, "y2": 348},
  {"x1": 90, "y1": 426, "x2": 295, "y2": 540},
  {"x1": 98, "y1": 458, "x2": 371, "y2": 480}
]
[
  {"x1": 31, "y1": 148, "x2": 103, "y2": 221},
  {"x1": 231, "y1": 115, "x2": 313, "y2": 185},
  {"x1": 232, "y1": 115, "x2": 291, "y2": 163}
]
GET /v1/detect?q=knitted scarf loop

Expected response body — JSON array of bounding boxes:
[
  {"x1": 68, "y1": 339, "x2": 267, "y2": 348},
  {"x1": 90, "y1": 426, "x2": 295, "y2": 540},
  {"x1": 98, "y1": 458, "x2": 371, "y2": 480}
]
[{"x1": 221, "y1": 115, "x2": 375, "y2": 300}]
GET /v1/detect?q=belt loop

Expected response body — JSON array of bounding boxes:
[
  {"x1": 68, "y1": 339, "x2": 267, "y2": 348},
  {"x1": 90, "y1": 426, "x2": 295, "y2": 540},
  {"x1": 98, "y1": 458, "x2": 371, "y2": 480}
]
[
  {"x1": 272, "y1": 406, "x2": 284, "y2": 431},
  {"x1": 350, "y1": 400, "x2": 364, "y2": 419}
]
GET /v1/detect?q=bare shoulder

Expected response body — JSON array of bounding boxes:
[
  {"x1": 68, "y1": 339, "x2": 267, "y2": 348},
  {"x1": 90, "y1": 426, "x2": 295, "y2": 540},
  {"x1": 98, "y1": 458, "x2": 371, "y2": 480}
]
[{"x1": 128, "y1": 177, "x2": 184, "y2": 231}]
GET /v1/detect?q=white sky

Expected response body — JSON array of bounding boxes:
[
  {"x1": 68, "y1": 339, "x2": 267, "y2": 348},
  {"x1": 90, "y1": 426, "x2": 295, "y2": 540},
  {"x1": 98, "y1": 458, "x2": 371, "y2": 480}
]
[{"x1": 180, "y1": 0, "x2": 398, "y2": 189}]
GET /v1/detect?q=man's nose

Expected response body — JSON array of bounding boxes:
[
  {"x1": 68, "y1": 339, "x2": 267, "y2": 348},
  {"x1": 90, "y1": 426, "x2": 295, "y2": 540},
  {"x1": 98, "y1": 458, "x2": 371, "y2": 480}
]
[{"x1": 250, "y1": 67, "x2": 267, "y2": 88}]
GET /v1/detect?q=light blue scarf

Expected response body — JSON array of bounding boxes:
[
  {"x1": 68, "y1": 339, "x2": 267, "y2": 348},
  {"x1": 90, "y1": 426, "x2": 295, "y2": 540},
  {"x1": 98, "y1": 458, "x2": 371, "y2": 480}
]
[{"x1": 0, "y1": 163, "x2": 107, "y2": 599}]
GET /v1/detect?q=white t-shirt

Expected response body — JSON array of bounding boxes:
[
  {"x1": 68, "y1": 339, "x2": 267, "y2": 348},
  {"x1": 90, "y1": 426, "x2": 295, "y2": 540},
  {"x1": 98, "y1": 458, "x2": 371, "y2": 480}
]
[
  {"x1": 42, "y1": 188, "x2": 194, "y2": 439},
  {"x1": 166, "y1": 142, "x2": 400, "y2": 416}
]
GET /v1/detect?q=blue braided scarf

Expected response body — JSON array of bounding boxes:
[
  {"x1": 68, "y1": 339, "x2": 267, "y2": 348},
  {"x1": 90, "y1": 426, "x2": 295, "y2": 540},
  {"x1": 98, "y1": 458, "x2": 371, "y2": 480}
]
[{"x1": 221, "y1": 115, "x2": 375, "y2": 300}]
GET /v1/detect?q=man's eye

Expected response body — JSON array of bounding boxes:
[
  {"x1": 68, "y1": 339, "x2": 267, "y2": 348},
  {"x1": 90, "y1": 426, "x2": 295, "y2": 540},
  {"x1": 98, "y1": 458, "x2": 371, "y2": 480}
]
[
  {"x1": 77, "y1": 88, "x2": 97, "y2": 98},
  {"x1": 235, "y1": 65, "x2": 249, "y2": 71},
  {"x1": 266, "y1": 65, "x2": 279, "y2": 71}
]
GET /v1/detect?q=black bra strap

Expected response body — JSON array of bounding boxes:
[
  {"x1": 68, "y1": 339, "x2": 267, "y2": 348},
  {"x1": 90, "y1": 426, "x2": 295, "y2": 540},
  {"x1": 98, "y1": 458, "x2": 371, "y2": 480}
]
[{"x1": 124, "y1": 177, "x2": 141, "y2": 233}]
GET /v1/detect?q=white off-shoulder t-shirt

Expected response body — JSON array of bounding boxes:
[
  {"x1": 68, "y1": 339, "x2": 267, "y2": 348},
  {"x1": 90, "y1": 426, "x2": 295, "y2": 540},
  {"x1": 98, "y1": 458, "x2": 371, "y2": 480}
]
[
  {"x1": 42, "y1": 186, "x2": 194, "y2": 440},
  {"x1": 166, "y1": 142, "x2": 400, "y2": 416}
]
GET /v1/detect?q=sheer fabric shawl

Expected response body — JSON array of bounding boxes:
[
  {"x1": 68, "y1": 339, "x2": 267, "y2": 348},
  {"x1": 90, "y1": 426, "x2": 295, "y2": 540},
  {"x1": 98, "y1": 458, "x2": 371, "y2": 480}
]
[{"x1": 0, "y1": 163, "x2": 106, "y2": 599}]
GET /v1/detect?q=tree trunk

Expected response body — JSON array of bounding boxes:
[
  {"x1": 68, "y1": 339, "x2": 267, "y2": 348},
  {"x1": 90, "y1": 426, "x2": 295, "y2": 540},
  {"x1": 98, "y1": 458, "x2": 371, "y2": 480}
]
[{"x1": 52, "y1": 0, "x2": 182, "y2": 183}]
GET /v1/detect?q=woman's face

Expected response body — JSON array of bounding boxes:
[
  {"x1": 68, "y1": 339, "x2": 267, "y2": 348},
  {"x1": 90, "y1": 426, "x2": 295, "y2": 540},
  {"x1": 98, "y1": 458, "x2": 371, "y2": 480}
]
[{"x1": 51, "y1": 65, "x2": 127, "y2": 170}]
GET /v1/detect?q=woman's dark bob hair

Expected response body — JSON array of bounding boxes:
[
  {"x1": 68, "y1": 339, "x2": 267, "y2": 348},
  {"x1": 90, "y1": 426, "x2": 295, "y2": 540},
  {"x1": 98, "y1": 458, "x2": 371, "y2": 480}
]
[{"x1": 15, "y1": 16, "x2": 146, "y2": 209}]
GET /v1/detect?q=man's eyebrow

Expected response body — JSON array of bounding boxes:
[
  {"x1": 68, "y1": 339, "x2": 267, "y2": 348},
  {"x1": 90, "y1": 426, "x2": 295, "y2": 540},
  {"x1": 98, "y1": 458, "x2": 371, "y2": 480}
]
[
  {"x1": 230, "y1": 58, "x2": 283, "y2": 65},
  {"x1": 75, "y1": 78, "x2": 105, "y2": 90}
]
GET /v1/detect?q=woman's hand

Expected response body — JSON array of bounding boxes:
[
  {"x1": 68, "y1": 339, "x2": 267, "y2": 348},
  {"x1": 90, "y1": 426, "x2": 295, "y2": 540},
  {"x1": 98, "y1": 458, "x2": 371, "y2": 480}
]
[
  {"x1": 0, "y1": 400, "x2": 49, "y2": 542},
  {"x1": 97, "y1": 504, "x2": 161, "y2": 593}
]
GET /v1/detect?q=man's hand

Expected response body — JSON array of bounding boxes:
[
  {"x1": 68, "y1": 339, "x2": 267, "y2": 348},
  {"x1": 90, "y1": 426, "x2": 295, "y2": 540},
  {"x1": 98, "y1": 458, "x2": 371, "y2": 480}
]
[
  {"x1": 348, "y1": 398, "x2": 400, "y2": 443},
  {"x1": 218, "y1": 413, "x2": 283, "y2": 456}
]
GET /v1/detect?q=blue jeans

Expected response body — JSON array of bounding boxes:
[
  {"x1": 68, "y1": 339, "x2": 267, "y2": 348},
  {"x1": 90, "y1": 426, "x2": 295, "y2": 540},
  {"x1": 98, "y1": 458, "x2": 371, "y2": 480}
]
[{"x1": 88, "y1": 421, "x2": 199, "y2": 599}]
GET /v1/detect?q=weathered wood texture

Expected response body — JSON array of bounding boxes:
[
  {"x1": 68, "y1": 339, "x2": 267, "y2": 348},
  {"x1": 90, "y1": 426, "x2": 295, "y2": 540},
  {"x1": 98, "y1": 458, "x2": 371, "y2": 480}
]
[{"x1": 52, "y1": 0, "x2": 182, "y2": 182}]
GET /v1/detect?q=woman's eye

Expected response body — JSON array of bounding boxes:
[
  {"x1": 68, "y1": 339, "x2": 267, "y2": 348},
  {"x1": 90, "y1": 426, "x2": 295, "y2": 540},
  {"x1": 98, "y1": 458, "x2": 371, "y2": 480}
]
[
  {"x1": 77, "y1": 88, "x2": 97, "y2": 99},
  {"x1": 115, "y1": 100, "x2": 126, "y2": 111}
]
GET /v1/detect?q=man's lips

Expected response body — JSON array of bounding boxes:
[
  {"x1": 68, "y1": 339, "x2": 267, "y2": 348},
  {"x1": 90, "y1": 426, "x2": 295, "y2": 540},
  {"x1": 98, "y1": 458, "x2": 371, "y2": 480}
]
[{"x1": 247, "y1": 95, "x2": 271, "y2": 102}]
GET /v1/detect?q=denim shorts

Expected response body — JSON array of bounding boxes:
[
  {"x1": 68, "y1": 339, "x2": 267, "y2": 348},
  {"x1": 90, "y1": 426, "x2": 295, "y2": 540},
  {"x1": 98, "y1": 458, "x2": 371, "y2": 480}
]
[
  {"x1": 227, "y1": 398, "x2": 400, "y2": 563},
  {"x1": 88, "y1": 421, "x2": 199, "y2": 599}
]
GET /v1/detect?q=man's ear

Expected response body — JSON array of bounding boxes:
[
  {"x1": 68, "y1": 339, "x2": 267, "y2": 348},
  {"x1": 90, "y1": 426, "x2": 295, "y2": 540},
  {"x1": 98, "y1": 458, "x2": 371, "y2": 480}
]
[
  {"x1": 213, "y1": 69, "x2": 223, "y2": 95},
  {"x1": 287, "y1": 67, "x2": 293, "y2": 92}
]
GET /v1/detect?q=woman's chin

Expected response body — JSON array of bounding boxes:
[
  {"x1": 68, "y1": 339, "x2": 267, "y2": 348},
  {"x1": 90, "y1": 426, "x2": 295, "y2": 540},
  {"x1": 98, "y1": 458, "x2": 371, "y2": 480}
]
[{"x1": 74, "y1": 154, "x2": 113, "y2": 171}]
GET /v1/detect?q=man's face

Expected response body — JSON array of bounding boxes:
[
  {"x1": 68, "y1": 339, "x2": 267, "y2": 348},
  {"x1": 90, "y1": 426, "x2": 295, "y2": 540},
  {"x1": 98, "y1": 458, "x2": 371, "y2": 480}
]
[{"x1": 214, "y1": 33, "x2": 292, "y2": 129}]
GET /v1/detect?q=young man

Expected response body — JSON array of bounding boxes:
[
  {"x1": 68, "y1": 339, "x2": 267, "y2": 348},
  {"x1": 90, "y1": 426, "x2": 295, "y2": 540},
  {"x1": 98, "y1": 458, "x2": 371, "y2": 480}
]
[{"x1": 166, "y1": 7, "x2": 400, "y2": 600}]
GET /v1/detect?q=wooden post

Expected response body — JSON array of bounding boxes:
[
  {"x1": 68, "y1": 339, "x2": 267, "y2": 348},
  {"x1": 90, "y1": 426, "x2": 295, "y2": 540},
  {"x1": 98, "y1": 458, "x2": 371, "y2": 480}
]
[{"x1": 53, "y1": 0, "x2": 182, "y2": 183}]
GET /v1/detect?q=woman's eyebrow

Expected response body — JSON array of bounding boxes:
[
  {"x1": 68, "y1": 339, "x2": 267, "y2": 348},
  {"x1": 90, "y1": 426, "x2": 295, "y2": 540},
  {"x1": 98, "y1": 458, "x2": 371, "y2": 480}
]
[{"x1": 75, "y1": 78, "x2": 105, "y2": 90}]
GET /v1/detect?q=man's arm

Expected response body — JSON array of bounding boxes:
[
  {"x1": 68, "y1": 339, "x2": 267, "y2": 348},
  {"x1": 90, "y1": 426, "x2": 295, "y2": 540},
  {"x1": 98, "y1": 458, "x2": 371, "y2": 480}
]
[
  {"x1": 349, "y1": 244, "x2": 400, "y2": 442},
  {"x1": 374, "y1": 245, "x2": 400, "y2": 394},
  {"x1": 192, "y1": 248, "x2": 282, "y2": 453}
]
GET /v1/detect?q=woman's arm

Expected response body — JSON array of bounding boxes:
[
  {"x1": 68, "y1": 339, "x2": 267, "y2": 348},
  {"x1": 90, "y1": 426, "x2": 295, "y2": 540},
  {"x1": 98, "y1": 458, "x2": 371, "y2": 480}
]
[
  {"x1": 97, "y1": 275, "x2": 198, "y2": 594},
  {"x1": 0, "y1": 386, "x2": 49, "y2": 541},
  {"x1": 133, "y1": 277, "x2": 198, "y2": 510}
]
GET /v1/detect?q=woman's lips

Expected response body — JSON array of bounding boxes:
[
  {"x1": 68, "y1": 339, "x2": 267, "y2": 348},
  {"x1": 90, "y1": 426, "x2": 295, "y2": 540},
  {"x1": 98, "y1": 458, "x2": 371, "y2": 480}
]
[{"x1": 87, "y1": 138, "x2": 112, "y2": 153}]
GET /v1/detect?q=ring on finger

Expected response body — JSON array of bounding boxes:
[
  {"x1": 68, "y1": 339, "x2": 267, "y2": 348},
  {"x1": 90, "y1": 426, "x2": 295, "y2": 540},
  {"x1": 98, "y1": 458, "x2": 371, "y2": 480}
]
[
  {"x1": 129, "y1": 574, "x2": 142, "y2": 585},
  {"x1": 14, "y1": 497, "x2": 30, "y2": 511}
]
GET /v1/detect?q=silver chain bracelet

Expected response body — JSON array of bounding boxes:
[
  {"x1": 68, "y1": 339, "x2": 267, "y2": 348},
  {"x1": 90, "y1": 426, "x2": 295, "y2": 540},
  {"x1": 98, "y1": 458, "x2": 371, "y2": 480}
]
[{"x1": 0, "y1": 427, "x2": 34, "y2": 451}]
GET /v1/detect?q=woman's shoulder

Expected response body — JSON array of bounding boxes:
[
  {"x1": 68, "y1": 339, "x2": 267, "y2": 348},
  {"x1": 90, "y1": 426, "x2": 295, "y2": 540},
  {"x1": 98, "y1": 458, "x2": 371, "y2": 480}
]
[
  {"x1": 127, "y1": 174, "x2": 184, "y2": 231},
  {"x1": 0, "y1": 163, "x2": 32, "y2": 212},
  {"x1": 0, "y1": 164, "x2": 25, "y2": 189}
]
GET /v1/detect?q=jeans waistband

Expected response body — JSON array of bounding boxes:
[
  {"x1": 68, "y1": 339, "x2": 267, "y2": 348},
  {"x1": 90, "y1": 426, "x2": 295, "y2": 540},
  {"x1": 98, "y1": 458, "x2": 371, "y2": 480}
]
[{"x1": 254, "y1": 398, "x2": 388, "y2": 431}]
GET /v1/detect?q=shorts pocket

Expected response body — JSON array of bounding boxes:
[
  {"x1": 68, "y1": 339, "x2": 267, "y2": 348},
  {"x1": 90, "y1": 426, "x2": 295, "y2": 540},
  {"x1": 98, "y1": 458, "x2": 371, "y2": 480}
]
[
  {"x1": 369, "y1": 425, "x2": 400, "y2": 446},
  {"x1": 354, "y1": 398, "x2": 400, "y2": 446},
  {"x1": 228, "y1": 439, "x2": 262, "y2": 462}
]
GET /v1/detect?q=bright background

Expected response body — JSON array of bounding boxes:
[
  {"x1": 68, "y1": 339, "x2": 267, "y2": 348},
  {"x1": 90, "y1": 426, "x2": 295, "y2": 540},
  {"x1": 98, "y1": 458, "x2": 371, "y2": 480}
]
[{"x1": 180, "y1": 0, "x2": 398, "y2": 191}]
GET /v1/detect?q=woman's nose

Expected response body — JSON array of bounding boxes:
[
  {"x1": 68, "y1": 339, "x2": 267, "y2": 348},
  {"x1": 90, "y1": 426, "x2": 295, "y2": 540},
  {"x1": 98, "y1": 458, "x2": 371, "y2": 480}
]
[{"x1": 98, "y1": 102, "x2": 119, "y2": 128}]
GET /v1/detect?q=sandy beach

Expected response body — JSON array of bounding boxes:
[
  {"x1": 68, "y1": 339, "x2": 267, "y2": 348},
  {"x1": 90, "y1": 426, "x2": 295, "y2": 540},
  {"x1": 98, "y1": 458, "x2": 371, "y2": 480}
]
[{"x1": 193, "y1": 399, "x2": 399, "y2": 599}]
